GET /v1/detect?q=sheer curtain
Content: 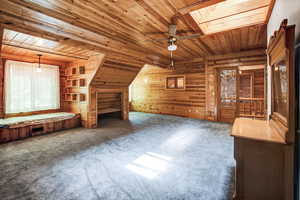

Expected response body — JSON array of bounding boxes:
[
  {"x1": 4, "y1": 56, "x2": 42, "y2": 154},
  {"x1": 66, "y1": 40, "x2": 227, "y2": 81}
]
[{"x1": 5, "y1": 60, "x2": 60, "y2": 114}]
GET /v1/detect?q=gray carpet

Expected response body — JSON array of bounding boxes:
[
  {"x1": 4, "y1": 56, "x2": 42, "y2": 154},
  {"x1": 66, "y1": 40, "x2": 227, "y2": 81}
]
[{"x1": 0, "y1": 112, "x2": 235, "y2": 200}]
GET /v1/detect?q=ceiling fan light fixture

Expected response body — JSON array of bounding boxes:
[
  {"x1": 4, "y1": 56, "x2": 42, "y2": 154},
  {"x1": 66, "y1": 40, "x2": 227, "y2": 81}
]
[{"x1": 168, "y1": 43, "x2": 177, "y2": 51}]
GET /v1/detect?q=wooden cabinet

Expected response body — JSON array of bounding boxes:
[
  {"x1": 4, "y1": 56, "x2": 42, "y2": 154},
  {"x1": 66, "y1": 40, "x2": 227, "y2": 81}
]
[
  {"x1": 231, "y1": 20, "x2": 296, "y2": 200},
  {"x1": 232, "y1": 118, "x2": 293, "y2": 200}
]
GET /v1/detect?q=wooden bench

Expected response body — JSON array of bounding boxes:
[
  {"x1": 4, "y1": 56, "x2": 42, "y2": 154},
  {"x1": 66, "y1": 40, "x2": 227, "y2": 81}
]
[{"x1": 0, "y1": 112, "x2": 81, "y2": 143}]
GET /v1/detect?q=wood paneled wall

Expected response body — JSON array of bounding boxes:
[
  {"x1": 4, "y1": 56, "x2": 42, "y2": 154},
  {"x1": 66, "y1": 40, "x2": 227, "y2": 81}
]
[
  {"x1": 131, "y1": 64, "x2": 207, "y2": 119},
  {"x1": 131, "y1": 49, "x2": 267, "y2": 121},
  {"x1": 97, "y1": 92, "x2": 122, "y2": 114}
]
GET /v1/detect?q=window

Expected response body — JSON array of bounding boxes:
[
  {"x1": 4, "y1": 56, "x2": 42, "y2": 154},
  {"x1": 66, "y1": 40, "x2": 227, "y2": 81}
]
[
  {"x1": 166, "y1": 76, "x2": 185, "y2": 89},
  {"x1": 5, "y1": 60, "x2": 60, "y2": 114},
  {"x1": 219, "y1": 69, "x2": 237, "y2": 103}
]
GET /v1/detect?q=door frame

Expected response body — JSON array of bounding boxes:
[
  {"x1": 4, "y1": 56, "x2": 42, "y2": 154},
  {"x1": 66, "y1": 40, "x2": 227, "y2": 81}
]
[{"x1": 216, "y1": 67, "x2": 240, "y2": 122}]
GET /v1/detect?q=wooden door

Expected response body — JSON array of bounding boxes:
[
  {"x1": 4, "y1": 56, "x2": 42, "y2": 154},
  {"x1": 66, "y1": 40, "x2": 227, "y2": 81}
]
[{"x1": 217, "y1": 68, "x2": 238, "y2": 123}]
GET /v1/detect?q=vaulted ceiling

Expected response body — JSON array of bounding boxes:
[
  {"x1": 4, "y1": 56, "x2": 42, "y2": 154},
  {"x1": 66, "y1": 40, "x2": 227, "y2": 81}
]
[{"x1": 0, "y1": 0, "x2": 274, "y2": 65}]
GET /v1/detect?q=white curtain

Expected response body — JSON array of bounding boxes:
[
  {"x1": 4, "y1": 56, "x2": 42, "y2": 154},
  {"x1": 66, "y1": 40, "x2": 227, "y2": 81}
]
[{"x1": 5, "y1": 60, "x2": 60, "y2": 114}]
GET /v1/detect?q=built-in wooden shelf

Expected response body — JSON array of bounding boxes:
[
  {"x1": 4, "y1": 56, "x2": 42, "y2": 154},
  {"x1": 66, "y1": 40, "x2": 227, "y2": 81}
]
[
  {"x1": 64, "y1": 93, "x2": 86, "y2": 102},
  {"x1": 65, "y1": 65, "x2": 85, "y2": 76},
  {"x1": 79, "y1": 79, "x2": 86, "y2": 87},
  {"x1": 79, "y1": 66, "x2": 85, "y2": 74},
  {"x1": 64, "y1": 65, "x2": 86, "y2": 103},
  {"x1": 65, "y1": 78, "x2": 86, "y2": 88},
  {"x1": 72, "y1": 79, "x2": 78, "y2": 87},
  {"x1": 72, "y1": 67, "x2": 77, "y2": 75},
  {"x1": 79, "y1": 93, "x2": 86, "y2": 102}
]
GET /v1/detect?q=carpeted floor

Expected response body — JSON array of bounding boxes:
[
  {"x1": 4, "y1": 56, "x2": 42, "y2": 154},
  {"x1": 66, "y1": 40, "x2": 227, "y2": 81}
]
[{"x1": 0, "y1": 112, "x2": 235, "y2": 200}]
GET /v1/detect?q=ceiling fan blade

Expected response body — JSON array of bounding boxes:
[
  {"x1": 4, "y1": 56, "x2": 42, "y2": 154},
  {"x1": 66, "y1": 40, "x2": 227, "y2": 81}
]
[
  {"x1": 176, "y1": 34, "x2": 202, "y2": 40},
  {"x1": 176, "y1": 30, "x2": 194, "y2": 34},
  {"x1": 144, "y1": 31, "x2": 168, "y2": 35},
  {"x1": 144, "y1": 38, "x2": 169, "y2": 42},
  {"x1": 169, "y1": 25, "x2": 177, "y2": 37}
]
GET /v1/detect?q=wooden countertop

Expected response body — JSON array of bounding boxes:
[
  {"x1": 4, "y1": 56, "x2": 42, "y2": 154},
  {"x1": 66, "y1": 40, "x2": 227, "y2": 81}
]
[{"x1": 231, "y1": 118, "x2": 286, "y2": 144}]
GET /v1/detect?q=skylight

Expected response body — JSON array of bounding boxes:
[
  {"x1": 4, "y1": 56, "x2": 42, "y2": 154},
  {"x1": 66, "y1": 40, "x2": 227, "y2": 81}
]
[{"x1": 190, "y1": 0, "x2": 272, "y2": 34}]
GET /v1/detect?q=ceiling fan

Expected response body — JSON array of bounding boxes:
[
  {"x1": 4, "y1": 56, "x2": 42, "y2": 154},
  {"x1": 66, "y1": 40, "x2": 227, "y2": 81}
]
[{"x1": 145, "y1": 24, "x2": 201, "y2": 69}]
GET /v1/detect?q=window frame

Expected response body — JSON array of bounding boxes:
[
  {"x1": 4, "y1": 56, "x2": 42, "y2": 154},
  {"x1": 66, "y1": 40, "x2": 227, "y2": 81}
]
[{"x1": 165, "y1": 75, "x2": 186, "y2": 90}]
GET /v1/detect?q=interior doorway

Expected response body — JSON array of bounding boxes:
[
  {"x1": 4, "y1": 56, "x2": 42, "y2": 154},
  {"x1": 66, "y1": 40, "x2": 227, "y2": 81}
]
[
  {"x1": 216, "y1": 66, "x2": 266, "y2": 123},
  {"x1": 217, "y1": 68, "x2": 238, "y2": 123}
]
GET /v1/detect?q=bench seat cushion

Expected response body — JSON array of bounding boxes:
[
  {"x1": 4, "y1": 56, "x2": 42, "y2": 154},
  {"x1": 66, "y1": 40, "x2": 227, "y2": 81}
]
[{"x1": 0, "y1": 112, "x2": 77, "y2": 128}]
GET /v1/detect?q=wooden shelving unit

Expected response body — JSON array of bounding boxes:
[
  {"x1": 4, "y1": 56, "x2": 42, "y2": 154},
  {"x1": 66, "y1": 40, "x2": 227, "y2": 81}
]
[{"x1": 64, "y1": 65, "x2": 87, "y2": 103}]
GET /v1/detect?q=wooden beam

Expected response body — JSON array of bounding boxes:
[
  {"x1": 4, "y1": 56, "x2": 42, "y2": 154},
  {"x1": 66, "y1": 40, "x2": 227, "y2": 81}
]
[
  {"x1": 178, "y1": 0, "x2": 225, "y2": 15},
  {"x1": 1, "y1": 52, "x2": 69, "y2": 66},
  {"x1": 176, "y1": 48, "x2": 266, "y2": 65},
  {"x1": 207, "y1": 48, "x2": 266, "y2": 61},
  {"x1": 2, "y1": 43, "x2": 89, "y2": 60}
]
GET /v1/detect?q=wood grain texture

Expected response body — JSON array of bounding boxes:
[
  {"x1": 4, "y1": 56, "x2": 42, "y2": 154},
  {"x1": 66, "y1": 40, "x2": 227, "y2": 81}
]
[
  {"x1": 130, "y1": 49, "x2": 266, "y2": 121},
  {"x1": 233, "y1": 136, "x2": 290, "y2": 200},
  {"x1": 0, "y1": 0, "x2": 268, "y2": 63}
]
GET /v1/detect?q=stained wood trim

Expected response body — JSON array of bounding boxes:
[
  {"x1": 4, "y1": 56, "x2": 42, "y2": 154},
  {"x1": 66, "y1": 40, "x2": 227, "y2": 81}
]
[
  {"x1": 265, "y1": 0, "x2": 276, "y2": 24},
  {"x1": 89, "y1": 54, "x2": 106, "y2": 87},
  {"x1": 267, "y1": 19, "x2": 296, "y2": 144}
]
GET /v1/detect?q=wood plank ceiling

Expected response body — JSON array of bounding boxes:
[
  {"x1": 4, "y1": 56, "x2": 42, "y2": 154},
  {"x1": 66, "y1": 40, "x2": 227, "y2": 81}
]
[
  {"x1": 2, "y1": 29, "x2": 95, "y2": 62},
  {"x1": 0, "y1": 0, "x2": 274, "y2": 64}
]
